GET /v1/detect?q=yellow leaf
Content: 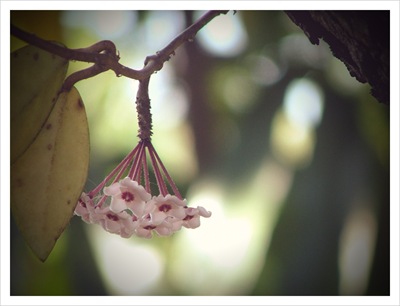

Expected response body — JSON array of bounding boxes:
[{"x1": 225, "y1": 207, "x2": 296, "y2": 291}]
[
  {"x1": 11, "y1": 87, "x2": 90, "y2": 262},
  {"x1": 11, "y1": 44, "x2": 68, "y2": 164}
]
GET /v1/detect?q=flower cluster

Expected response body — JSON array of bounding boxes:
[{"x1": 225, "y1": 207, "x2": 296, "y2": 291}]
[{"x1": 74, "y1": 140, "x2": 211, "y2": 239}]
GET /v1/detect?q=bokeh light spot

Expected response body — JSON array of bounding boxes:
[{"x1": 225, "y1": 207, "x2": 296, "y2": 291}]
[
  {"x1": 271, "y1": 78, "x2": 324, "y2": 167},
  {"x1": 271, "y1": 110, "x2": 315, "y2": 168},
  {"x1": 195, "y1": 11, "x2": 248, "y2": 57},
  {"x1": 222, "y1": 70, "x2": 259, "y2": 114},
  {"x1": 87, "y1": 227, "x2": 164, "y2": 295},
  {"x1": 339, "y1": 204, "x2": 377, "y2": 295},
  {"x1": 248, "y1": 54, "x2": 282, "y2": 86},
  {"x1": 283, "y1": 78, "x2": 324, "y2": 128},
  {"x1": 61, "y1": 11, "x2": 137, "y2": 40},
  {"x1": 143, "y1": 11, "x2": 185, "y2": 50},
  {"x1": 280, "y1": 33, "x2": 330, "y2": 68}
]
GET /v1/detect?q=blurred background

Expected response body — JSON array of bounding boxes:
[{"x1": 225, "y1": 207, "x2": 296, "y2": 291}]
[{"x1": 10, "y1": 10, "x2": 389, "y2": 296}]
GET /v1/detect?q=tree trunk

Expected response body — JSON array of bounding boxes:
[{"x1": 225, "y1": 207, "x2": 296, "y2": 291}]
[{"x1": 285, "y1": 11, "x2": 389, "y2": 105}]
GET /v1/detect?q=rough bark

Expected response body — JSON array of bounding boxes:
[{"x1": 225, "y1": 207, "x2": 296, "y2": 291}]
[{"x1": 285, "y1": 11, "x2": 389, "y2": 105}]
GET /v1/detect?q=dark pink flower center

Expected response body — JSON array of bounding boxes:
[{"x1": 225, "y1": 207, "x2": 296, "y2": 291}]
[
  {"x1": 79, "y1": 199, "x2": 87, "y2": 208},
  {"x1": 107, "y1": 213, "x2": 119, "y2": 221},
  {"x1": 159, "y1": 203, "x2": 172, "y2": 212},
  {"x1": 121, "y1": 191, "x2": 134, "y2": 202},
  {"x1": 183, "y1": 215, "x2": 194, "y2": 221},
  {"x1": 144, "y1": 225, "x2": 156, "y2": 230}
]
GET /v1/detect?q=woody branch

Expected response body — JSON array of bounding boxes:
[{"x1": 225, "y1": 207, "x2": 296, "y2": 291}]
[{"x1": 11, "y1": 10, "x2": 229, "y2": 90}]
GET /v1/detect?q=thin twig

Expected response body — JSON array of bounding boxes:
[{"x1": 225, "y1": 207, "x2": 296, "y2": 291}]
[
  {"x1": 62, "y1": 64, "x2": 108, "y2": 91},
  {"x1": 11, "y1": 10, "x2": 229, "y2": 89}
]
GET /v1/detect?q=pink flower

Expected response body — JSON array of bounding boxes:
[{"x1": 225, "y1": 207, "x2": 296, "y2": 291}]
[
  {"x1": 103, "y1": 177, "x2": 151, "y2": 217},
  {"x1": 182, "y1": 206, "x2": 212, "y2": 229},
  {"x1": 153, "y1": 220, "x2": 174, "y2": 236},
  {"x1": 74, "y1": 193, "x2": 96, "y2": 224},
  {"x1": 105, "y1": 211, "x2": 131, "y2": 235},
  {"x1": 135, "y1": 215, "x2": 155, "y2": 239},
  {"x1": 96, "y1": 209, "x2": 137, "y2": 238},
  {"x1": 154, "y1": 215, "x2": 184, "y2": 236},
  {"x1": 148, "y1": 194, "x2": 187, "y2": 223},
  {"x1": 74, "y1": 140, "x2": 212, "y2": 239}
]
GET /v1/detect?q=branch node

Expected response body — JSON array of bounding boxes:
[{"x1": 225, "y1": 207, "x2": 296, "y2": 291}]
[
  {"x1": 144, "y1": 54, "x2": 164, "y2": 72},
  {"x1": 11, "y1": 10, "x2": 230, "y2": 84}
]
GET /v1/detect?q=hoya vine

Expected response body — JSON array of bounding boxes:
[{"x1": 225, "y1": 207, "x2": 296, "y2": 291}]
[
  {"x1": 11, "y1": 10, "x2": 228, "y2": 89},
  {"x1": 11, "y1": 11, "x2": 229, "y2": 258}
]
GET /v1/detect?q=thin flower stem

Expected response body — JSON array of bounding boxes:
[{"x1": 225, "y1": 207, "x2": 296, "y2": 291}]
[
  {"x1": 108, "y1": 144, "x2": 139, "y2": 183},
  {"x1": 128, "y1": 140, "x2": 145, "y2": 180},
  {"x1": 95, "y1": 194, "x2": 109, "y2": 208},
  {"x1": 135, "y1": 161, "x2": 142, "y2": 185},
  {"x1": 147, "y1": 142, "x2": 169, "y2": 196},
  {"x1": 113, "y1": 152, "x2": 134, "y2": 183},
  {"x1": 88, "y1": 144, "x2": 139, "y2": 197},
  {"x1": 142, "y1": 148, "x2": 151, "y2": 193},
  {"x1": 148, "y1": 141, "x2": 183, "y2": 199}
]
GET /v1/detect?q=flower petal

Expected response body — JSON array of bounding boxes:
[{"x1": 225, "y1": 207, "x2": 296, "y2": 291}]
[
  {"x1": 163, "y1": 194, "x2": 187, "y2": 207},
  {"x1": 151, "y1": 211, "x2": 167, "y2": 225},
  {"x1": 110, "y1": 197, "x2": 128, "y2": 213},
  {"x1": 183, "y1": 216, "x2": 201, "y2": 229},
  {"x1": 185, "y1": 207, "x2": 199, "y2": 216},
  {"x1": 170, "y1": 219, "x2": 183, "y2": 232},
  {"x1": 104, "y1": 218, "x2": 121, "y2": 234},
  {"x1": 155, "y1": 225, "x2": 172, "y2": 236},
  {"x1": 130, "y1": 201, "x2": 146, "y2": 218},
  {"x1": 103, "y1": 182, "x2": 122, "y2": 196},
  {"x1": 121, "y1": 177, "x2": 151, "y2": 201},
  {"x1": 170, "y1": 207, "x2": 186, "y2": 219},
  {"x1": 198, "y1": 206, "x2": 212, "y2": 218},
  {"x1": 136, "y1": 227, "x2": 153, "y2": 239}
]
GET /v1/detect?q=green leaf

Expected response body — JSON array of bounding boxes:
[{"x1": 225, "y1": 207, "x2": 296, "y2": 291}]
[
  {"x1": 11, "y1": 87, "x2": 90, "y2": 262},
  {"x1": 11, "y1": 44, "x2": 69, "y2": 164}
]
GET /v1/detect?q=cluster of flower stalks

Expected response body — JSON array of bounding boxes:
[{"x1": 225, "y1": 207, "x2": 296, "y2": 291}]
[{"x1": 74, "y1": 139, "x2": 211, "y2": 239}]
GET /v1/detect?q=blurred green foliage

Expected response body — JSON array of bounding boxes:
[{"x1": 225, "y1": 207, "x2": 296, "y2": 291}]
[{"x1": 10, "y1": 10, "x2": 389, "y2": 296}]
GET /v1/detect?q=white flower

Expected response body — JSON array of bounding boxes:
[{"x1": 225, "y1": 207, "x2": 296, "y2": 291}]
[
  {"x1": 103, "y1": 177, "x2": 151, "y2": 217},
  {"x1": 135, "y1": 225, "x2": 155, "y2": 239},
  {"x1": 155, "y1": 215, "x2": 184, "y2": 236},
  {"x1": 74, "y1": 193, "x2": 96, "y2": 224},
  {"x1": 99, "y1": 210, "x2": 134, "y2": 237},
  {"x1": 74, "y1": 140, "x2": 212, "y2": 239},
  {"x1": 120, "y1": 214, "x2": 141, "y2": 237},
  {"x1": 153, "y1": 220, "x2": 174, "y2": 236},
  {"x1": 182, "y1": 206, "x2": 212, "y2": 229},
  {"x1": 148, "y1": 194, "x2": 187, "y2": 222}
]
